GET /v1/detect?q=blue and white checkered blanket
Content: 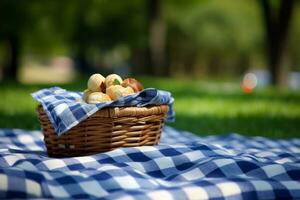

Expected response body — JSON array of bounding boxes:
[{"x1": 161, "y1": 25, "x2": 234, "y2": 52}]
[
  {"x1": 0, "y1": 126, "x2": 299, "y2": 199},
  {"x1": 31, "y1": 87, "x2": 175, "y2": 136}
]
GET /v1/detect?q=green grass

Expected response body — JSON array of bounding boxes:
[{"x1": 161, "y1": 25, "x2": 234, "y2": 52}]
[{"x1": 1, "y1": 77, "x2": 300, "y2": 138}]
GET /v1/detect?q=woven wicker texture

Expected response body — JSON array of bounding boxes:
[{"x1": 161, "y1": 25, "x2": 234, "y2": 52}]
[{"x1": 37, "y1": 105, "x2": 169, "y2": 157}]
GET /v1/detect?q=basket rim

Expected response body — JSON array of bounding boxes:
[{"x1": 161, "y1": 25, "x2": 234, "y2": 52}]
[{"x1": 37, "y1": 104, "x2": 169, "y2": 118}]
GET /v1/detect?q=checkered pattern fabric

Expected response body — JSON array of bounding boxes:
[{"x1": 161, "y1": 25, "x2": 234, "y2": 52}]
[
  {"x1": 0, "y1": 126, "x2": 299, "y2": 199},
  {"x1": 31, "y1": 87, "x2": 175, "y2": 135}
]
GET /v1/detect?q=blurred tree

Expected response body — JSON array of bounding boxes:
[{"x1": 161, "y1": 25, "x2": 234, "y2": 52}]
[
  {"x1": 165, "y1": 0, "x2": 263, "y2": 77},
  {"x1": 259, "y1": 0, "x2": 294, "y2": 86},
  {"x1": 67, "y1": 0, "x2": 148, "y2": 74},
  {"x1": 1, "y1": 0, "x2": 299, "y2": 81},
  {"x1": 289, "y1": 3, "x2": 300, "y2": 71},
  {"x1": 0, "y1": 0, "x2": 66, "y2": 80},
  {"x1": 147, "y1": 0, "x2": 167, "y2": 76},
  {"x1": 71, "y1": 0, "x2": 93, "y2": 73},
  {"x1": 0, "y1": 0, "x2": 31, "y2": 81}
]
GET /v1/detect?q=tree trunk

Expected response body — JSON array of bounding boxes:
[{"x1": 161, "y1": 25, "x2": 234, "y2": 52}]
[
  {"x1": 260, "y1": 0, "x2": 294, "y2": 87},
  {"x1": 72, "y1": 1, "x2": 92, "y2": 74},
  {"x1": 4, "y1": 35, "x2": 20, "y2": 81},
  {"x1": 236, "y1": 54, "x2": 250, "y2": 75},
  {"x1": 131, "y1": 48, "x2": 152, "y2": 75},
  {"x1": 74, "y1": 41, "x2": 90, "y2": 73},
  {"x1": 147, "y1": 0, "x2": 168, "y2": 76}
]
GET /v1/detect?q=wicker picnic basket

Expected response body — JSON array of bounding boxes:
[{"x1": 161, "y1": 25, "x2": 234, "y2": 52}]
[{"x1": 37, "y1": 104, "x2": 168, "y2": 157}]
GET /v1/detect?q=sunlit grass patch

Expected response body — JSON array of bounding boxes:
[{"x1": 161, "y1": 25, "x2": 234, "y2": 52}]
[{"x1": 0, "y1": 77, "x2": 299, "y2": 138}]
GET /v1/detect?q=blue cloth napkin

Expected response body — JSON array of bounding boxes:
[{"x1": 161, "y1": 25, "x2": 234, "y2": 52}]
[{"x1": 32, "y1": 87, "x2": 175, "y2": 136}]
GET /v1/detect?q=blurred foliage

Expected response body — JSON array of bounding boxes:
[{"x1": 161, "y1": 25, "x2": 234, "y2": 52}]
[
  {"x1": 166, "y1": 0, "x2": 265, "y2": 75},
  {"x1": 22, "y1": 0, "x2": 148, "y2": 55},
  {"x1": 1, "y1": 0, "x2": 299, "y2": 76},
  {"x1": 290, "y1": 3, "x2": 300, "y2": 70}
]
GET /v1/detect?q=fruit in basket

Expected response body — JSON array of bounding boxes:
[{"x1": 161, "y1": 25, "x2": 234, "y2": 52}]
[
  {"x1": 83, "y1": 89, "x2": 92, "y2": 102},
  {"x1": 106, "y1": 85, "x2": 124, "y2": 100},
  {"x1": 105, "y1": 74, "x2": 123, "y2": 88},
  {"x1": 86, "y1": 92, "x2": 111, "y2": 104},
  {"x1": 84, "y1": 73, "x2": 142, "y2": 103},
  {"x1": 122, "y1": 86, "x2": 135, "y2": 96},
  {"x1": 88, "y1": 73, "x2": 105, "y2": 92},
  {"x1": 122, "y1": 78, "x2": 144, "y2": 92},
  {"x1": 106, "y1": 85, "x2": 134, "y2": 100},
  {"x1": 120, "y1": 86, "x2": 134, "y2": 97}
]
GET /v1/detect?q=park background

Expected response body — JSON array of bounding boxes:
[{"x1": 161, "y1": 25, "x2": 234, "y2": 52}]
[{"x1": 0, "y1": 0, "x2": 299, "y2": 138}]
